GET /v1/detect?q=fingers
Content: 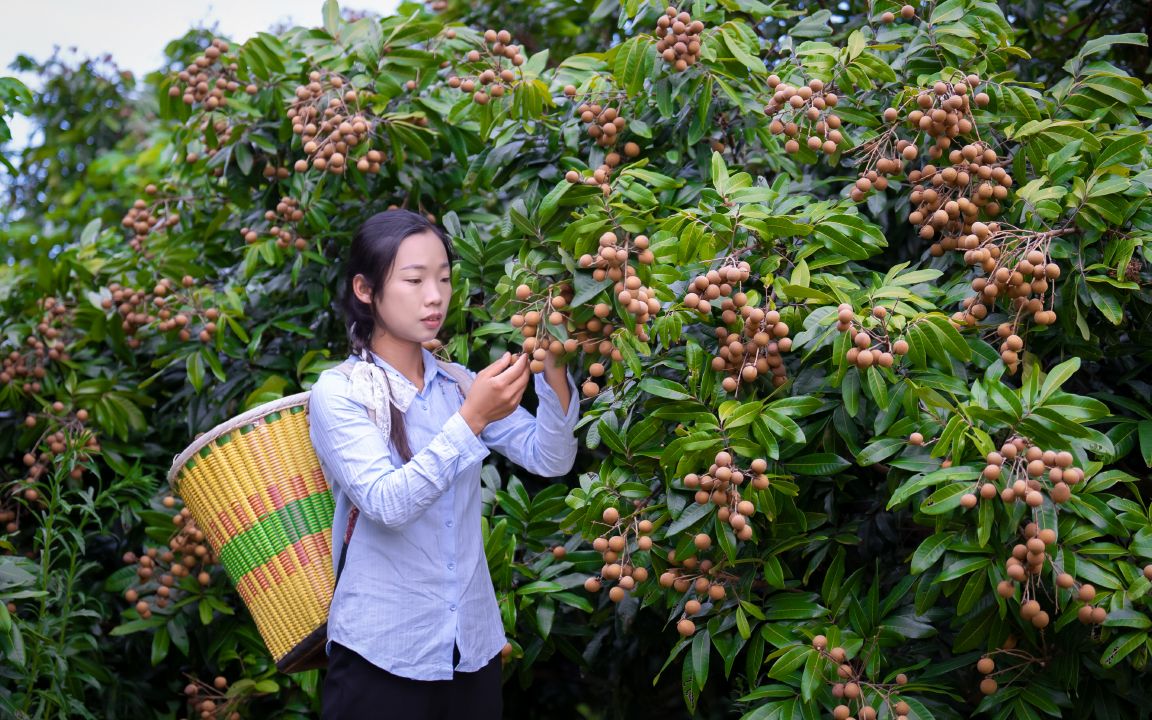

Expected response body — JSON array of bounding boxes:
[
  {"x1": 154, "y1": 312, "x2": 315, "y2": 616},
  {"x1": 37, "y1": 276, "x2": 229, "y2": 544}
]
[
  {"x1": 478, "y1": 351, "x2": 513, "y2": 378},
  {"x1": 493, "y1": 353, "x2": 529, "y2": 382}
]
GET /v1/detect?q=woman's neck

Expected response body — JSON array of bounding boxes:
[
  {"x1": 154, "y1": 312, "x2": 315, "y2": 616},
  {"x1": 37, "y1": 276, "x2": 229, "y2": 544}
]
[{"x1": 368, "y1": 332, "x2": 425, "y2": 388}]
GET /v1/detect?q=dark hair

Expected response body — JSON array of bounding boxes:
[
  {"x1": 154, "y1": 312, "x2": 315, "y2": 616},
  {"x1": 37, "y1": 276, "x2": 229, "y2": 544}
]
[{"x1": 341, "y1": 209, "x2": 455, "y2": 463}]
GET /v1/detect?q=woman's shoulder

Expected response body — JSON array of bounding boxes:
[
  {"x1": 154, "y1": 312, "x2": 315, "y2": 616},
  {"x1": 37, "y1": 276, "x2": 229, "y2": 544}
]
[{"x1": 309, "y1": 358, "x2": 359, "y2": 402}]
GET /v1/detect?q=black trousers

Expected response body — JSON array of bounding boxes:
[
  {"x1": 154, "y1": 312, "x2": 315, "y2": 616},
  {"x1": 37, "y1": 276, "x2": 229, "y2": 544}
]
[{"x1": 322, "y1": 641, "x2": 503, "y2": 719}]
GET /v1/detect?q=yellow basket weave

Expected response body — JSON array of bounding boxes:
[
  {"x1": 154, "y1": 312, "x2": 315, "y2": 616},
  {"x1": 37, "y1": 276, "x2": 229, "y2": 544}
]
[{"x1": 167, "y1": 392, "x2": 334, "y2": 673}]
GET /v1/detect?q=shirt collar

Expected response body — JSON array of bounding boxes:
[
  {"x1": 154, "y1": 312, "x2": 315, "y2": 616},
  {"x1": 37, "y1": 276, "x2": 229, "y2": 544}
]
[{"x1": 361, "y1": 346, "x2": 448, "y2": 394}]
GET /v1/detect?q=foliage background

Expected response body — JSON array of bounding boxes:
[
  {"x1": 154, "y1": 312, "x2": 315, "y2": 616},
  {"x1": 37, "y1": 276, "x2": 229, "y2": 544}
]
[{"x1": 1, "y1": 0, "x2": 1151, "y2": 718}]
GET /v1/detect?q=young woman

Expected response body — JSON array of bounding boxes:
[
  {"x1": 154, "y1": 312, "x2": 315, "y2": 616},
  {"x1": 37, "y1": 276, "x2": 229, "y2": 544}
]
[{"x1": 308, "y1": 209, "x2": 580, "y2": 718}]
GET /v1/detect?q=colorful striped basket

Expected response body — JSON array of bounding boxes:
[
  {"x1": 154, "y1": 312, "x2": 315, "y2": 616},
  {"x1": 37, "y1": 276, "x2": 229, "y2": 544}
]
[{"x1": 167, "y1": 391, "x2": 334, "y2": 673}]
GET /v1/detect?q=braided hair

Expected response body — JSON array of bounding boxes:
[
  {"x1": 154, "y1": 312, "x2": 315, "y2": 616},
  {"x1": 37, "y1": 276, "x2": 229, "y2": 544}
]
[{"x1": 341, "y1": 209, "x2": 455, "y2": 462}]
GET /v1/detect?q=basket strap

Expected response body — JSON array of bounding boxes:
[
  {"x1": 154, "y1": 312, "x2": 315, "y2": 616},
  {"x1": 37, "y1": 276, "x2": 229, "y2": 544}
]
[{"x1": 330, "y1": 354, "x2": 472, "y2": 589}]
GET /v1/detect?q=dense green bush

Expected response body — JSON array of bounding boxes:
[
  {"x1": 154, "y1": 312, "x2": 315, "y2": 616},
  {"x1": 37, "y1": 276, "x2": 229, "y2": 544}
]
[{"x1": 2, "y1": 1, "x2": 1151, "y2": 718}]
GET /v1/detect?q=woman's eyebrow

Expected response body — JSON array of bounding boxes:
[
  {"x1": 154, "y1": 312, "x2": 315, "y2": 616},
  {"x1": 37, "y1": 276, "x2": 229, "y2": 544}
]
[{"x1": 399, "y1": 262, "x2": 452, "y2": 270}]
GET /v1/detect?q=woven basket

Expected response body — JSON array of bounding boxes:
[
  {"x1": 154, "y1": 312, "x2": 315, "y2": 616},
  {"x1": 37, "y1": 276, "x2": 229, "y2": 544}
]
[{"x1": 167, "y1": 392, "x2": 335, "y2": 673}]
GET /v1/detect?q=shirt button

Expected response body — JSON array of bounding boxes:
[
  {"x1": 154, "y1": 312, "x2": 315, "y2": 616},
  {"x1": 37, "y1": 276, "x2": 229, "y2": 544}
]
[
  {"x1": 445, "y1": 520, "x2": 453, "y2": 528},
  {"x1": 422, "y1": 404, "x2": 428, "y2": 411},
  {"x1": 448, "y1": 562, "x2": 455, "y2": 571},
  {"x1": 450, "y1": 604, "x2": 457, "y2": 612}
]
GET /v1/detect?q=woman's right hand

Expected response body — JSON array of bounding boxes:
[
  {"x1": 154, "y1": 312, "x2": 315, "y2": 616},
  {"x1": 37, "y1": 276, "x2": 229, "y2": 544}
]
[{"x1": 459, "y1": 352, "x2": 531, "y2": 435}]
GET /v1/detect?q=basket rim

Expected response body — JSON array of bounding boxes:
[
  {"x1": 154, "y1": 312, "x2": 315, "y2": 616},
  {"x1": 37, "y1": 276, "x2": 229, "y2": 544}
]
[{"x1": 167, "y1": 391, "x2": 312, "y2": 489}]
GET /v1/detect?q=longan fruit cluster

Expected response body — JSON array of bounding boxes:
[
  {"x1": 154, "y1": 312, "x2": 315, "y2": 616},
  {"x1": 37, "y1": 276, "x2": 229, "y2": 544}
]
[
  {"x1": 682, "y1": 451, "x2": 767, "y2": 542},
  {"x1": 102, "y1": 277, "x2": 221, "y2": 346},
  {"x1": 954, "y1": 227, "x2": 1061, "y2": 373},
  {"x1": 1, "y1": 296, "x2": 72, "y2": 393},
  {"x1": 563, "y1": 141, "x2": 641, "y2": 196},
  {"x1": 576, "y1": 231, "x2": 658, "y2": 387},
  {"x1": 241, "y1": 196, "x2": 308, "y2": 251},
  {"x1": 908, "y1": 144, "x2": 1011, "y2": 253},
  {"x1": 585, "y1": 232, "x2": 656, "y2": 307},
  {"x1": 122, "y1": 187, "x2": 181, "y2": 256},
  {"x1": 993, "y1": 522, "x2": 1107, "y2": 632},
  {"x1": 765, "y1": 75, "x2": 845, "y2": 157},
  {"x1": 903, "y1": 77, "x2": 988, "y2": 163},
  {"x1": 812, "y1": 634, "x2": 913, "y2": 720},
  {"x1": 683, "y1": 262, "x2": 792, "y2": 391},
  {"x1": 712, "y1": 312, "x2": 791, "y2": 392},
  {"x1": 288, "y1": 72, "x2": 380, "y2": 175},
  {"x1": 123, "y1": 503, "x2": 218, "y2": 621},
  {"x1": 446, "y1": 28, "x2": 524, "y2": 105},
  {"x1": 168, "y1": 39, "x2": 257, "y2": 109},
  {"x1": 878, "y1": 4, "x2": 918, "y2": 23},
  {"x1": 974, "y1": 654, "x2": 1001, "y2": 695},
  {"x1": 583, "y1": 507, "x2": 654, "y2": 604},
  {"x1": 835, "y1": 304, "x2": 909, "y2": 370},
  {"x1": 683, "y1": 261, "x2": 751, "y2": 320},
  {"x1": 575, "y1": 101, "x2": 629, "y2": 149},
  {"x1": 181, "y1": 674, "x2": 241, "y2": 720},
  {"x1": 0, "y1": 505, "x2": 19, "y2": 536},
  {"x1": 16, "y1": 419, "x2": 97, "y2": 497},
  {"x1": 659, "y1": 551, "x2": 734, "y2": 637},
  {"x1": 510, "y1": 283, "x2": 578, "y2": 374},
  {"x1": 654, "y1": 6, "x2": 704, "y2": 72},
  {"x1": 846, "y1": 97, "x2": 934, "y2": 201},
  {"x1": 961, "y1": 439, "x2": 1083, "y2": 510},
  {"x1": 260, "y1": 162, "x2": 292, "y2": 181},
  {"x1": 572, "y1": 319, "x2": 620, "y2": 399}
]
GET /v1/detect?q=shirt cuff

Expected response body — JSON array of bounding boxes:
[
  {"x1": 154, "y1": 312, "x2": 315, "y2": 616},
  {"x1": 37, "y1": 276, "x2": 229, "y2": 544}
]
[{"x1": 443, "y1": 411, "x2": 491, "y2": 468}]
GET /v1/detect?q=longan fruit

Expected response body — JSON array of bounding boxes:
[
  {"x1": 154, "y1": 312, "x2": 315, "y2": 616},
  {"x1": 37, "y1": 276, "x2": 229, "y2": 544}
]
[{"x1": 980, "y1": 677, "x2": 998, "y2": 695}]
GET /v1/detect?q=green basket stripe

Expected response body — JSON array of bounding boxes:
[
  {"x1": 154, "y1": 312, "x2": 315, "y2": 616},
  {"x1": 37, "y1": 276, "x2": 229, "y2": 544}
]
[{"x1": 218, "y1": 491, "x2": 335, "y2": 581}]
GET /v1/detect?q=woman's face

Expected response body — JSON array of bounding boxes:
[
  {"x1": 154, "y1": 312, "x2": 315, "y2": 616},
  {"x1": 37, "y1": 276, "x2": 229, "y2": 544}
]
[{"x1": 354, "y1": 230, "x2": 451, "y2": 344}]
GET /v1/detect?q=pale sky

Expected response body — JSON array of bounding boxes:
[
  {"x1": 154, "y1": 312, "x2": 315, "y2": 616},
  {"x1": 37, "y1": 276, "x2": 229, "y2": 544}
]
[{"x1": 2, "y1": 1, "x2": 400, "y2": 147}]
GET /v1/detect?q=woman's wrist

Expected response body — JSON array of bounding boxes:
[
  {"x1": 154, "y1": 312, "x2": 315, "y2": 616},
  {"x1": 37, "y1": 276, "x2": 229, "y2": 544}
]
[{"x1": 459, "y1": 406, "x2": 487, "y2": 436}]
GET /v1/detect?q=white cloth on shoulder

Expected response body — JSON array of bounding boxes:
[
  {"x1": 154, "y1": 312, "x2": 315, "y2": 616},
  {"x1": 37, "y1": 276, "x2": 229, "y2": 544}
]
[{"x1": 346, "y1": 347, "x2": 418, "y2": 437}]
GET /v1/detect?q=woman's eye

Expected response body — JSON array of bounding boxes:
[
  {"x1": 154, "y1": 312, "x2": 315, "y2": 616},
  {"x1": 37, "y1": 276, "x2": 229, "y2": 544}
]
[
  {"x1": 440, "y1": 278, "x2": 450, "y2": 283},
  {"x1": 406, "y1": 279, "x2": 421, "y2": 284}
]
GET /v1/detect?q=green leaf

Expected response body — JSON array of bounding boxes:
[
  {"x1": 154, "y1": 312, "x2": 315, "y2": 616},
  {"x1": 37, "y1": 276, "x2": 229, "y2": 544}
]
[
  {"x1": 1038, "y1": 357, "x2": 1080, "y2": 405},
  {"x1": 639, "y1": 377, "x2": 692, "y2": 400},
  {"x1": 692, "y1": 630, "x2": 710, "y2": 692},
  {"x1": 921, "y1": 483, "x2": 973, "y2": 515},
  {"x1": 614, "y1": 37, "x2": 655, "y2": 97},
  {"x1": 856, "y1": 438, "x2": 904, "y2": 466},
  {"x1": 186, "y1": 352, "x2": 205, "y2": 393},
  {"x1": 1100, "y1": 632, "x2": 1145, "y2": 668},
  {"x1": 711, "y1": 151, "x2": 729, "y2": 195},
  {"x1": 151, "y1": 625, "x2": 170, "y2": 666},
  {"x1": 911, "y1": 533, "x2": 951, "y2": 574},
  {"x1": 785, "y1": 454, "x2": 851, "y2": 476},
  {"x1": 323, "y1": 0, "x2": 342, "y2": 36},
  {"x1": 1073, "y1": 33, "x2": 1148, "y2": 67}
]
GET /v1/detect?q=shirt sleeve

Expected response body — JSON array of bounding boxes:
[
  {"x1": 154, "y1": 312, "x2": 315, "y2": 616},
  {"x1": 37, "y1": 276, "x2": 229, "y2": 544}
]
[
  {"x1": 473, "y1": 367, "x2": 581, "y2": 478},
  {"x1": 308, "y1": 371, "x2": 490, "y2": 529}
]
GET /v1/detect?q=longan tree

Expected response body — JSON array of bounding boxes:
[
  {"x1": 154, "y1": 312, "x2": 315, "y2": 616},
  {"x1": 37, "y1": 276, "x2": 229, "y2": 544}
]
[{"x1": 2, "y1": 0, "x2": 1151, "y2": 718}]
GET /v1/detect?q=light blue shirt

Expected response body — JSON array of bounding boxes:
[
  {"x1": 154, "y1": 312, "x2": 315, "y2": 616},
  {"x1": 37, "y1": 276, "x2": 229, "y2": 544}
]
[{"x1": 307, "y1": 347, "x2": 580, "y2": 680}]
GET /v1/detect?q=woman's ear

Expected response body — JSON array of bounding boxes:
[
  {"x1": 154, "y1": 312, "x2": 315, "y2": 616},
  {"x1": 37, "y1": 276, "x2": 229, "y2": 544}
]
[{"x1": 352, "y1": 274, "x2": 374, "y2": 304}]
